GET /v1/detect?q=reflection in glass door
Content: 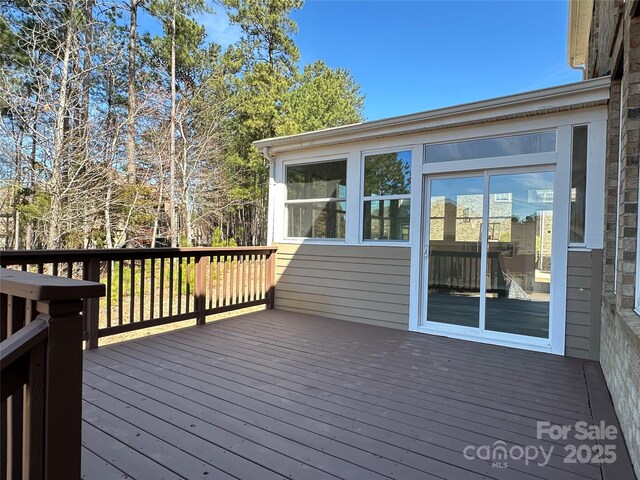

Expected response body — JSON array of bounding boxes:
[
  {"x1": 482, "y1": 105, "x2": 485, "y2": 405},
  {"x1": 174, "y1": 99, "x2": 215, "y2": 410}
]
[
  {"x1": 426, "y1": 176, "x2": 484, "y2": 328},
  {"x1": 424, "y1": 170, "x2": 554, "y2": 341},
  {"x1": 485, "y1": 172, "x2": 554, "y2": 338}
]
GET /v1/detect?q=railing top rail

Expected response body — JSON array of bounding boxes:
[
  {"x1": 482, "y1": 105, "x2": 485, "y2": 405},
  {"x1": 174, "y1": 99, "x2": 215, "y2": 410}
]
[
  {"x1": 0, "y1": 268, "x2": 105, "y2": 301},
  {"x1": 0, "y1": 246, "x2": 278, "y2": 263},
  {"x1": 0, "y1": 318, "x2": 48, "y2": 370}
]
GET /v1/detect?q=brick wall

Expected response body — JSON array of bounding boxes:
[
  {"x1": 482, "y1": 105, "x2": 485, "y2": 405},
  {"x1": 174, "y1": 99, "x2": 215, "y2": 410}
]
[
  {"x1": 588, "y1": 1, "x2": 640, "y2": 477},
  {"x1": 603, "y1": 81, "x2": 622, "y2": 293},
  {"x1": 601, "y1": 296, "x2": 640, "y2": 478},
  {"x1": 588, "y1": 0, "x2": 620, "y2": 77},
  {"x1": 615, "y1": 11, "x2": 640, "y2": 308}
]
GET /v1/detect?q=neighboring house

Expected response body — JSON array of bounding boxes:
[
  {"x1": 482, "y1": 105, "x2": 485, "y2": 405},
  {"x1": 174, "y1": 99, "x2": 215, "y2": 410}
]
[
  {"x1": 569, "y1": 0, "x2": 640, "y2": 476},
  {"x1": 0, "y1": 186, "x2": 14, "y2": 249},
  {"x1": 255, "y1": 0, "x2": 639, "y2": 475}
]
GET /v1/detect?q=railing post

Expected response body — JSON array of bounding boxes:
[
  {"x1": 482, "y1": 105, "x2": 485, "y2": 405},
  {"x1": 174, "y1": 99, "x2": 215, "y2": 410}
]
[
  {"x1": 266, "y1": 249, "x2": 276, "y2": 310},
  {"x1": 1, "y1": 268, "x2": 104, "y2": 480},
  {"x1": 38, "y1": 298, "x2": 84, "y2": 480},
  {"x1": 83, "y1": 257, "x2": 101, "y2": 349},
  {"x1": 7, "y1": 295, "x2": 26, "y2": 479},
  {"x1": 195, "y1": 255, "x2": 207, "y2": 326},
  {"x1": 23, "y1": 340, "x2": 45, "y2": 479}
]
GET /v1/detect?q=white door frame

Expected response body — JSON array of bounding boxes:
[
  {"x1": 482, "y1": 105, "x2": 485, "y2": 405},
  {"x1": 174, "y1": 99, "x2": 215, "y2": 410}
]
[{"x1": 409, "y1": 133, "x2": 571, "y2": 355}]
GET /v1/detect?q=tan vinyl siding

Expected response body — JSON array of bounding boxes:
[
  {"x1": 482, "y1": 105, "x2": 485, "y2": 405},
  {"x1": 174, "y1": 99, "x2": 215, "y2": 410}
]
[
  {"x1": 275, "y1": 243, "x2": 411, "y2": 329},
  {"x1": 565, "y1": 250, "x2": 603, "y2": 360}
]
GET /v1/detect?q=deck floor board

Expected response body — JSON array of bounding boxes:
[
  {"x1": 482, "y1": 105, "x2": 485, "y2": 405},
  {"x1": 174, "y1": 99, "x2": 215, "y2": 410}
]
[
  {"x1": 178, "y1": 319, "x2": 592, "y2": 417},
  {"x1": 82, "y1": 309, "x2": 631, "y2": 480}
]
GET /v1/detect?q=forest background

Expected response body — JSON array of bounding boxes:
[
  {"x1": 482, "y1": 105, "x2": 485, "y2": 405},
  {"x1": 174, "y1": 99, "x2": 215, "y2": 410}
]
[{"x1": 0, "y1": 0, "x2": 365, "y2": 249}]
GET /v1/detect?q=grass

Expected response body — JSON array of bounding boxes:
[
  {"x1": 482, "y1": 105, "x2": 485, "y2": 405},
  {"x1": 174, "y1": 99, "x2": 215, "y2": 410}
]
[{"x1": 10, "y1": 256, "x2": 267, "y2": 347}]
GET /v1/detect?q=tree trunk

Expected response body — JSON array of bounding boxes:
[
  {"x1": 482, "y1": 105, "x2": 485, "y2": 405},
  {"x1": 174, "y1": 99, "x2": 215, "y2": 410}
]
[
  {"x1": 48, "y1": 8, "x2": 75, "y2": 249},
  {"x1": 169, "y1": 0, "x2": 177, "y2": 246},
  {"x1": 25, "y1": 96, "x2": 40, "y2": 250},
  {"x1": 104, "y1": 72, "x2": 115, "y2": 249},
  {"x1": 81, "y1": 0, "x2": 94, "y2": 249},
  {"x1": 126, "y1": 0, "x2": 138, "y2": 183},
  {"x1": 151, "y1": 157, "x2": 164, "y2": 248},
  {"x1": 104, "y1": 177, "x2": 113, "y2": 249},
  {"x1": 12, "y1": 124, "x2": 24, "y2": 249}
]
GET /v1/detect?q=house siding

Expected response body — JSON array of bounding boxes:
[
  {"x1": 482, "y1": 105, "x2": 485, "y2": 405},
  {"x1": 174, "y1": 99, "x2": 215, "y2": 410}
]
[
  {"x1": 275, "y1": 244, "x2": 411, "y2": 330},
  {"x1": 566, "y1": 250, "x2": 603, "y2": 360},
  {"x1": 275, "y1": 244, "x2": 603, "y2": 360}
]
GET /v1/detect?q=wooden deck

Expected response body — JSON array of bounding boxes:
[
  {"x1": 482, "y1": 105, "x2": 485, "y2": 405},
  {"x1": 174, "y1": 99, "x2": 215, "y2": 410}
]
[{"x1": 81, "y1": 309, "x2": 634, "y2": 480}]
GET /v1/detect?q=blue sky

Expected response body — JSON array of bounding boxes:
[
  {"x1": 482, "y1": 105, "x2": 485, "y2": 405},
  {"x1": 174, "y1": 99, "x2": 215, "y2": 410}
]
[{"x1": 144, "y1": 0, "x2": 582, "y2": 121}]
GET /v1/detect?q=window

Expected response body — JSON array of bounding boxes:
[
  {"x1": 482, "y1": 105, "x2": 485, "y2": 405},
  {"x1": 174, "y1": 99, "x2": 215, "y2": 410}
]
[
  {"x1": 285, "y1": 160, "x2": 347, "y2": 238},
  {"x1": 488, "y1": 193, "x2": 513, "y2": 242},
  {"x1": 424, "y1": 131, "x2": 556, "y2": 163},
  {"x1": 429, "y1": 195, "x2": 445, "y2": 241},
  {"x1": 455, "y1": 194, "x2": 483, "y2": 242},
  {"x1": 570, "y1": 125, "x2": 588, "y2": 244},
  {"x1": 362, "y1": 151, "x2": 411, "y2": 241},
  {"x1": 528, "y1": 189, "x2": 554, "y2": 203},
  {"x1": 494, "y1": 192, "x2": 512, "y2": 203}
]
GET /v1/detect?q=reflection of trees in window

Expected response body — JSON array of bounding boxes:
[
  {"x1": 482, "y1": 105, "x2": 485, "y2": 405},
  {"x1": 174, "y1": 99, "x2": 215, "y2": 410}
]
[
  {"x1": 363, "y1": 199, "x2": 410, "y2": 241},
  {"x1": 363, "y1": 152, "x2": 411, "y2": 196},
  {"x1": 286, "y1": 202, "x2": 346, "y2": 238},
  {"x1": 362, "y1": 151, "x2": 411, "y2": 241}
]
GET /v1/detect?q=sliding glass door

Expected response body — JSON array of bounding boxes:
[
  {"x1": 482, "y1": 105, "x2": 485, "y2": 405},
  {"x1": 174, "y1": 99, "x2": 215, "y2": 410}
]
[
  {"x1": 423, "y1": 170, "x2": 554, "y2": 341},
  {"x1": 425, "y1": 176, "x2": 484, "y2": 328}
]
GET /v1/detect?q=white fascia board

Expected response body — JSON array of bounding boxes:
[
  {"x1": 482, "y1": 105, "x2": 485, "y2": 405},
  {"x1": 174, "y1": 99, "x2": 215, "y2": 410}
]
[
  {"x1": 567, "y1": 0, "x2": 594, "y2": 68},
  {"x1": 254, "y1": 77, "x2": 610, "y2": 156}
]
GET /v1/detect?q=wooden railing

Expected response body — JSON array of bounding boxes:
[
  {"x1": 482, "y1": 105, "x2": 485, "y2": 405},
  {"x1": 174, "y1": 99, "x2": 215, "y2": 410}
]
[
  {"x1": 0, "y1": 269, "x2": 105, "y2": 479},
  {"x1": 0, "y1": 247, "x2": 278, "y2": 349},
  {"x1": 429, "y1": 250, "x2": 509, "y2": 297}
]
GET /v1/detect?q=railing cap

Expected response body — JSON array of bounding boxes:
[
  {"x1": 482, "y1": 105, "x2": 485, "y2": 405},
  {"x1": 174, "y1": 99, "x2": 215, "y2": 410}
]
[
  {"x1": 0, "y1": 246, "x2": 278, "y2": 263},
  {"x1": 0, "y1": 268, "x2": 105, "y2": 301}
]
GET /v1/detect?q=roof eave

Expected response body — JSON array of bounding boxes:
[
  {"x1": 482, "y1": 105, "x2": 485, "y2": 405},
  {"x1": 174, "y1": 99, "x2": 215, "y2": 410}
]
[
  {"x1": 567, "y1": 0, "x2": 594, "y2": 69},
  {"x1": 254, "y1": 76, "x2": 610, "y2": 155}
]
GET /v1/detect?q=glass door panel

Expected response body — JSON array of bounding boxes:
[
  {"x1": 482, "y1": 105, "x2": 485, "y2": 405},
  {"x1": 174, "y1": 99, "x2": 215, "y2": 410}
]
[
  {"x1": 484, "y1": 172, "x2": 554, "y2": 338},
  {"x1": 426, "y1": 176, "x2": 484, "y2": 328}
]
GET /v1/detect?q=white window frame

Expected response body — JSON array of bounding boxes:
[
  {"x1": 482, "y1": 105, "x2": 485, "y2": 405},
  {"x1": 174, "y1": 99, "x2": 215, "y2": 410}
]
[
  {"x1": 410, "y1": 123, "x2": 573, "y2": 356},
  {"x1": 565, "y1": 120, "x2": 607, "y2": 252},
  {"x1": 423, "y1": 130, "x2": 558, "y2": 165},
  {"x1": 568, "y1": 124, "x2": 589, "y2": 248},
  {"x1": 282, "y1": 157, "x2": 348, "y2": 242},
  {"x1": 360, "y1": 147, "x2": 412, "y2": 244}
]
